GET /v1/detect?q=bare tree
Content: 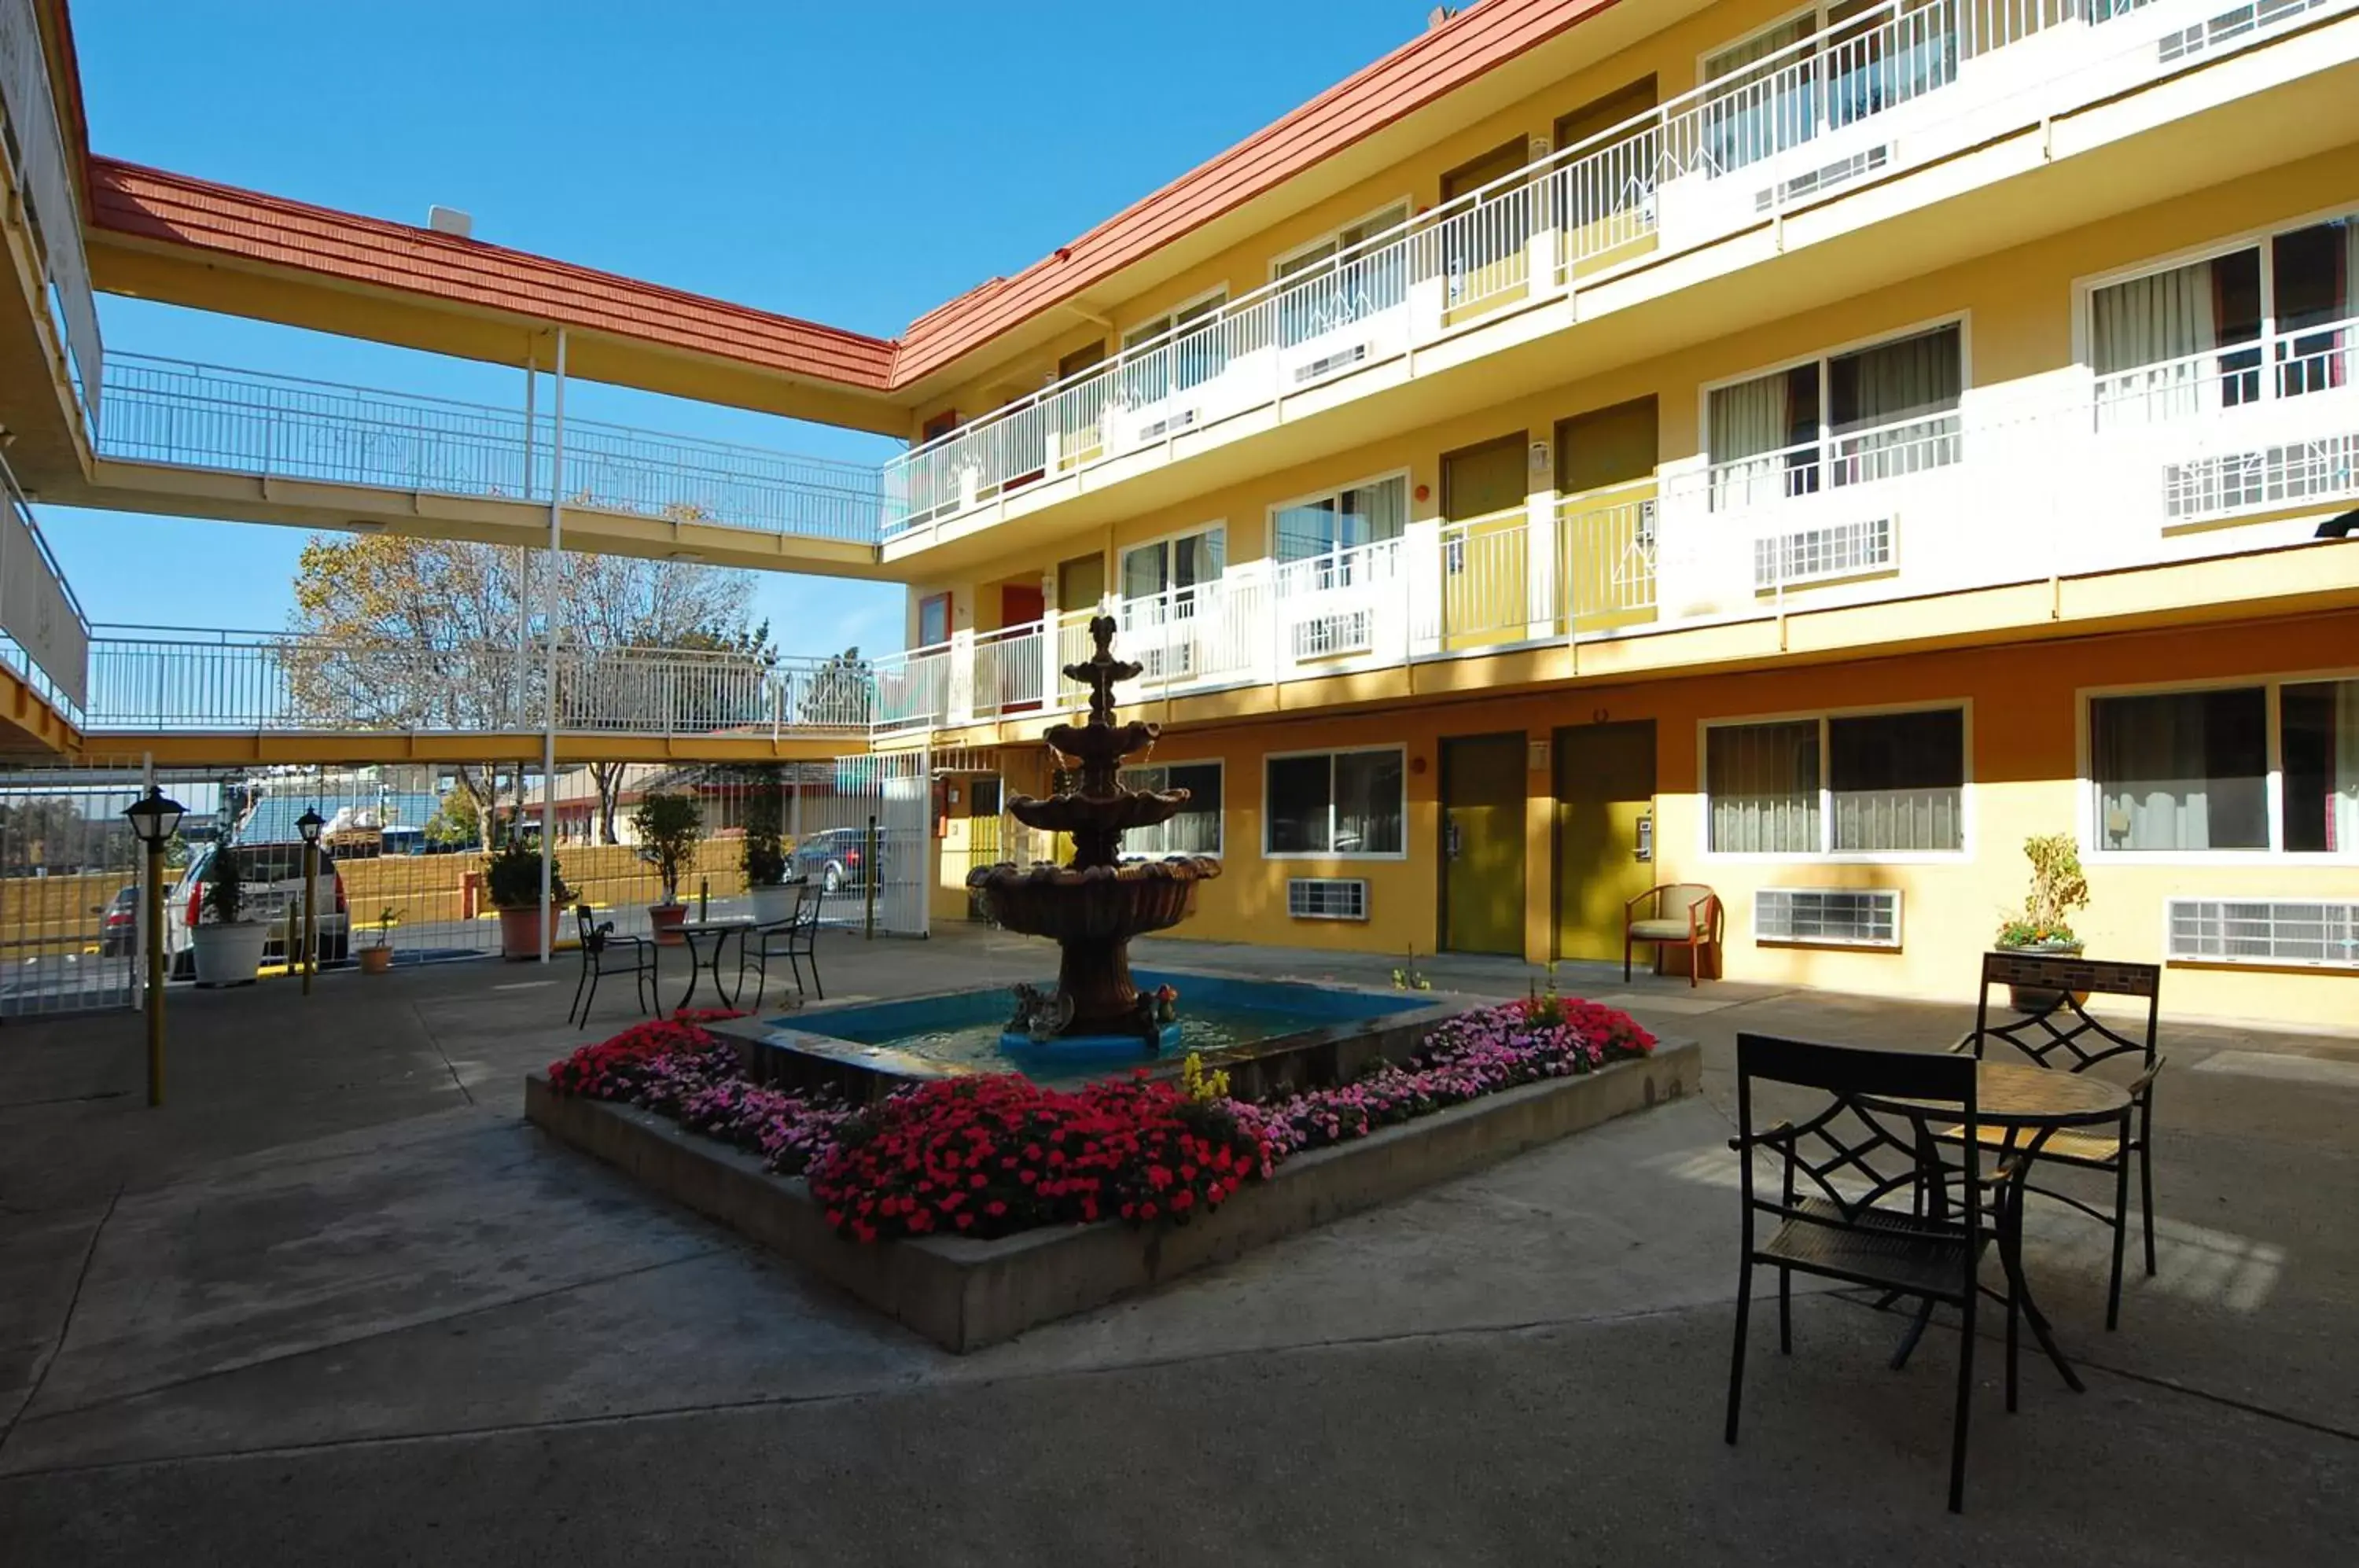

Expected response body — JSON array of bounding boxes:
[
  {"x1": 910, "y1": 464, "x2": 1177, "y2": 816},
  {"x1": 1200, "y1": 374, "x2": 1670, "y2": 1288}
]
[{"x1": 286, "y1": 536, "x2": 769, "y2": 839}]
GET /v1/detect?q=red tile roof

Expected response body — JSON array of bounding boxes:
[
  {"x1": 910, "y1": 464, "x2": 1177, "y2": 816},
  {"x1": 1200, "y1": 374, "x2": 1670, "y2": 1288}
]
[{"x1": 80, "y1": 0, "x2": 1623, "y2": 396}]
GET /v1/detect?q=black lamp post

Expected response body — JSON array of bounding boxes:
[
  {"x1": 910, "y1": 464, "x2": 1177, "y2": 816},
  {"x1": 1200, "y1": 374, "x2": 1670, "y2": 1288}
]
[
  {"x1": 122, "y1": 788, "x2": 186, "y2": 1107},
  {"x1": 296, "y1": 808, "x2": 325, "y2": 996}
]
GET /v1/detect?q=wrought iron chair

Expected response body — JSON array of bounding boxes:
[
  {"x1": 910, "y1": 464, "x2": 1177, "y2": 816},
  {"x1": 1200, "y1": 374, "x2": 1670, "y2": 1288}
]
[
  {"x1": 1948, "y1": 951, "x2": 2165, "y2": 1331},
  {"x1": 1727, "y1": 1032, "x2": 1994, "y2": 1514},
  {"x1": 738, "y1": 884, "x2": 824, "y2": 1010},
  {"x1": 569, "y1": 901, "x2": 658, "y2": 1027},
  {"x1": 1624, "y1": 882, "x2": 1722, "y2": 986}
]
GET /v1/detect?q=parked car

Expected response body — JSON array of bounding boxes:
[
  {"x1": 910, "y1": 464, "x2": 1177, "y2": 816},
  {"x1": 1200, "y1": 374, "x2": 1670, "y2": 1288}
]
[
  {"x1": 164, "y1": 841, "x2": 351, "y2": 980},
  {"x1": 98, "y1": 885, "x2": 138, "y2": 957},
  {"x1": 790, "y1": 826, "x2": 895, "y2": 894}
]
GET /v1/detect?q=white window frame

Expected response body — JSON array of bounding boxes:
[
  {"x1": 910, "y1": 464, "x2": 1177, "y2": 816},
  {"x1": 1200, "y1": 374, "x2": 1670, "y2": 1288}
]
[
  {"x1": 1117, "y1": 521, "x2": 1227, "y2": 602},
  {"x1": 1699, "y1": 312, "x2": 1974, "y2": 477},
  {"x1": 1263, "y1": 744, "x2": 1411, "y2": 862},
  {"x1": 1268, "y1": 199, "x2": 1415, "y2": 282},
  {"x1": 1117, "y1": 759, "x2": 1226, "y2": 859},
  {"x1": 1698, "y1": 699, "x2": 1974, "y2": 863},
  {"x1": 2077, "y1": 668, "x2": 2359, "y2": 867},
  {"x1": 2070, "y1": 197, "x2": 2359, "y2": 371},
  {"x1": 1696, "y1": 4, "x2": 1821, "y2": 84},
  {"x1": 1266, "y1": 468, "x2": 1415, "y2": 561},
  {"x1": 1121, "y1": 286, "x2": 1231, "y2": 356}
]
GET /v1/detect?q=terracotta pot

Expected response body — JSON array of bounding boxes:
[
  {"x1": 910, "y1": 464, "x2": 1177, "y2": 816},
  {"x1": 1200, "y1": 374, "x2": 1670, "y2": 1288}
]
[
  {"x1": 191, "y1": 921, "x2": 269, "y2": 987},
  {"x1": 359, "y1": 945, "x2": 394, "y2": 975},
  {"x1": 649, "y1": 903, "x2": 689, "y2": 946},
  {"x1": 497, "y1": 904, "x2": 563, "y2": 961}
]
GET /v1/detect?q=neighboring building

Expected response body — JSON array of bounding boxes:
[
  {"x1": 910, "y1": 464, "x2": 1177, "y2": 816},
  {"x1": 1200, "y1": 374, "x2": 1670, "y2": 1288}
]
[{"x1": 3, "y1": 0, "x2": 2357, "y2": 1025}]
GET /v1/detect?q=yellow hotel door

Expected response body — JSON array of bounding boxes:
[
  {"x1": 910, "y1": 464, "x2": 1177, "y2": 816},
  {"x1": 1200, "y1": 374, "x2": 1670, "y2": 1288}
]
[
  {"x1": 1442, "y1": 733, "x2": 1528, "y2": 956},
  {"x1": 1441, "y1": 434, "x2": 1531, "y2": 651},
  {"x1": 1555, "y1": 720, "x2": 1657, "y2": 960}
]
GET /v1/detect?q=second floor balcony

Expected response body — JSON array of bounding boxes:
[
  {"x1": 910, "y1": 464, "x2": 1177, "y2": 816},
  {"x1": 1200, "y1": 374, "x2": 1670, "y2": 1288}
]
[
  {"x1": 872, "y1": 340, "x2": 2359, "y2": 734},
  {"x1": 879, "y1": 0, "x2": 2357, "y2": 548}
]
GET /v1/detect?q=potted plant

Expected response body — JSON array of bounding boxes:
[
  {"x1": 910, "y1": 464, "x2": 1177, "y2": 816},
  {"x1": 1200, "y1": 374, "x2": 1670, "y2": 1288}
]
[
  {"x1": 631, "y1": 790, "x2": 704, "y2": 944},
  {"x1": 191, "y1": 843, "x2": 270, "y2": 987},
  {"x1": 487, "y1": 838, "x2": 568, "y2": 961},
  {"x1": 360, "y1": 905, "x2": 398, "y2": 974},
  {"x1": 1995, "y1": 831, "x2": 2090, "y2": 1010},
  {"x1": 742, "y1": 767, "x2": 797, "y2": 925}
]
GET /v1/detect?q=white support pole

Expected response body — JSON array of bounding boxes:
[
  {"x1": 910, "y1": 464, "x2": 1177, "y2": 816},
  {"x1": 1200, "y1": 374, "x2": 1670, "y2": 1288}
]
[
  {"x1": 517, "y1": 351, "x2": 535, "y2": 729},
  {"x1": 539, "y1": 329, "x2": 567, "y2": 963}
]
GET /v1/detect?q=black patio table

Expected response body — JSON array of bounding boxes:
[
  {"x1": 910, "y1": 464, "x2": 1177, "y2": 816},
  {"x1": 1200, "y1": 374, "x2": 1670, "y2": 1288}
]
[
  {"x1": 1860, "y1": 1058, "x2": 2133, "y2": 1408},
  {"x1": 672, "y1": 917, "x2": 755, "y2": 1014}
]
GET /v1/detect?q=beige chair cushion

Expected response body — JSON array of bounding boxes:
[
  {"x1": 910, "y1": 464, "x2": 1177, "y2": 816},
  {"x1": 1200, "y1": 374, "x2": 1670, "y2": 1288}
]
[{"x1": 1628, "y1": 918, "x2": 1695, "y2": 941}]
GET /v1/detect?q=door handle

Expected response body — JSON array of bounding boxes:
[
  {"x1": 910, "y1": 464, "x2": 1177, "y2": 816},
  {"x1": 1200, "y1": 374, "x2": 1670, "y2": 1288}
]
[{"x1": 1444, "y1": 819, "x2": 1463, "y2": 861}]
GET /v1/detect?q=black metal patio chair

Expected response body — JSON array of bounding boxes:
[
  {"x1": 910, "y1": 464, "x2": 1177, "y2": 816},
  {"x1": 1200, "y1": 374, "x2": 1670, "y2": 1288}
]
[
  {"x1": 1726, "y1": 1032, "x2": 1994, "y2": 1514},
  {"x1": 1948, "y1": 951, "x2": 2165, "y2": 1331},
  {"x1": 738, "y1": 884, "x2": 823, "y2": 1010},
  {"x1": 569, "y1": 901, "x2": 659, "y2": 1027}
]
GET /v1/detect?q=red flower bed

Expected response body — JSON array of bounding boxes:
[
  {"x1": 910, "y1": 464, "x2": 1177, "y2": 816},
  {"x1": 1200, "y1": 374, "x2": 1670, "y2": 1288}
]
[
  {"x1": 546, "y1": 996, "x2": 1654, "y2": 1245},
  {"x1": 806, "y1": 1073, "x2": 1264, "y2": 1243}
]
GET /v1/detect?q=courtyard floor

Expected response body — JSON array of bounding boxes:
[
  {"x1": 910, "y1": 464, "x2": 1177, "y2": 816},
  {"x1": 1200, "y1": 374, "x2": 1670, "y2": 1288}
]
[{"x1": 0, "y1": 928, "x2": 2352, "y2": 1563}]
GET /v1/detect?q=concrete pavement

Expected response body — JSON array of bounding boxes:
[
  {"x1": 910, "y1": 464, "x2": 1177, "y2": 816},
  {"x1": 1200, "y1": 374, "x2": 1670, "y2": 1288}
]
[{"x1": 1, "y1": 927, "x2": 2352, "y2": 1562}]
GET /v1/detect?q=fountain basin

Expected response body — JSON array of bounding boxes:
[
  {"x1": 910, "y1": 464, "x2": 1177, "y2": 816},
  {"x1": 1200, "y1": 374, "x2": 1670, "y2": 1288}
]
[
  {"x1": 966, "y1": 857, "x2": 1220, "y2": 1035},
  {"x1": 709, "y1": 969, "x2": 1461, "y2": 1102}
]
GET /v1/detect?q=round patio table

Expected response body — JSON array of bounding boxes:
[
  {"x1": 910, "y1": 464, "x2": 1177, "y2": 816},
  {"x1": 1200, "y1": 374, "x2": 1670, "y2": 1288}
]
[
  {"x1": 672, "y1": 918, "x2": 755, "y2": 1014},
  {"x1": 1860, "y1": 1059, "x2": 2131, "y2": 1408}
]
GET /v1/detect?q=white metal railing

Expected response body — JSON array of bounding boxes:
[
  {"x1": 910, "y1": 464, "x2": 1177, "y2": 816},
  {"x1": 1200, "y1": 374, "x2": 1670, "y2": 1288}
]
[
  {"x1": 98, "y1": 355, "x2": 887, "y2": 544},
  {"x1": 82, "y1": 628, "x2": 874, "y2": 738},
  {"x1": 0, "y1": 0, "x2": 105, "y2": 433},
  {"x1": 63, "y1": 356, "x2": 2359, "y2": 749},
  {"x1": 0, "y1": 453, "x2": 88, "y2": 716},
  {"x1": 880, "y1": 0, "x2": 2353, "y2": 539}
]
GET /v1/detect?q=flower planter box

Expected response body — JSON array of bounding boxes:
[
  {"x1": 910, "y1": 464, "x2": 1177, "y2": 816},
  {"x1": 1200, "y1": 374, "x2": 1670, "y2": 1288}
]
[{"x1": 525, "y1": 1038, "x2": 1698, "y2": 1353}]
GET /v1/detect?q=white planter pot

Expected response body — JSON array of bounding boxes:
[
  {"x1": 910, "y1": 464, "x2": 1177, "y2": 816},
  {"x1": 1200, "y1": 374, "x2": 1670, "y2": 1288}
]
[
  {"x1": 192, "y1": 921, "x2": 270, "y2": 987},
  {"x1": 749, "y1": 883, "x2": 800, "y2": 926}
]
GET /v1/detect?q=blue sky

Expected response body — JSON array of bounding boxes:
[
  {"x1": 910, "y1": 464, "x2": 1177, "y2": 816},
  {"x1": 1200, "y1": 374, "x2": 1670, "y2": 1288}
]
[{"x1": 43, "y1": 1, "x2": 1421, "y2": 653}]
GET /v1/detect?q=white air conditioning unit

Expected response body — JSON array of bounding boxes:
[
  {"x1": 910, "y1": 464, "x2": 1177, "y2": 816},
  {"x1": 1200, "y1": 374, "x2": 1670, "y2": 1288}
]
[
  {"x1": 1755, "y1": 515, "x2": 1896, "y2": 591},
  {"x1": 1755, "y1": 145, "x2": 1890, "y2": 212},
  {"x1": 1288, "y1": 878, "x2": 1369, "y2": 921},
  {"x1": 1754, "y1": 888, "x2": 1901, "y2": 948},
  {"x1": 1293, "y1": 343, "x2": 1371, "y2": 385},
  {"x1": 1132, "y1": 407, "x2": 1200, "y2": 444},
  {"x1": 1290, "y1": 609, "x2": 1375, "y2": 661},
  {"x1": 2166, "y1": 898, "x2": 2359, "y2": 968}
]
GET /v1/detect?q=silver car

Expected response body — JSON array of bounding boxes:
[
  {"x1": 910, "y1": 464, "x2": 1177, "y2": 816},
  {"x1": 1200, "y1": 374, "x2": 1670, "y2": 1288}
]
[{"x1": 166, "y1": 841, "x2": 351, "y2": 979}]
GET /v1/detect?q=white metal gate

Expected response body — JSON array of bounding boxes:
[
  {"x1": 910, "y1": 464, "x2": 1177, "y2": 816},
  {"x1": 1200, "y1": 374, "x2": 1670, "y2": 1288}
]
[
  {"x1": 804, "y1": 748, "x2": 929, "y2": 937},
  {"x1": 0, "y1": 757, "x2": 151, "y2": 1018}
]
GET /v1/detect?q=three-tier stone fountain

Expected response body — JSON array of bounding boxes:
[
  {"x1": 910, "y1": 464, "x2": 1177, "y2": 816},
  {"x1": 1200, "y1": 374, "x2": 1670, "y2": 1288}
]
[
  {"x1": 712, "y1": 617, "x2": 1447, "y2": 1098},
  {"x1": 966, "y1": 613, "x2": 1220, "y2": 1053}
]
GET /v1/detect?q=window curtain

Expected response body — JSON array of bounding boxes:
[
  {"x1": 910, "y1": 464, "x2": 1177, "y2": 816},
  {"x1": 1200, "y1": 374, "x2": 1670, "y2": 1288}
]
[
  {"x1": 1835, "y1": 326, "x2": 1963, "y2": 482},
  {"x1": 2336, "y1": 679, "x2": 2359, "y2": 854},
  {"x1": 1702, "y1": 16, "x2": 1816, "y2": 175},
  {"x1": 1710, "y1": 374, "x2": 1793, "y2": 509},
  {"x1": 2092, "y1": 690, "x2": 2268, "y2": 851},
  {"x1": 1708, "y1": 721, "x2": 1821, "y2": 852},
  {"x1": 2092, "y1": 259, "x2": 2220, "y2": 425}
]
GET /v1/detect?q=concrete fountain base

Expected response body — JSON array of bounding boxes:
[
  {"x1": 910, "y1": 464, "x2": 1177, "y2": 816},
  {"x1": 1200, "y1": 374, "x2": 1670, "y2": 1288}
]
[{"x1": 524, "y1": 1039, "x2": 1698, "y2": 1353}]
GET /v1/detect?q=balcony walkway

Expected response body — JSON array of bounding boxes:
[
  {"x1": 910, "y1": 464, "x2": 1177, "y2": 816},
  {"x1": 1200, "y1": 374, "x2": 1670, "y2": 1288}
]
[
  {"x1": 59, "y1": 355, "x2": 897, "y2": 577},
  {"x1": 78, "y1": 627, "x2": 881, "y2": 764}
]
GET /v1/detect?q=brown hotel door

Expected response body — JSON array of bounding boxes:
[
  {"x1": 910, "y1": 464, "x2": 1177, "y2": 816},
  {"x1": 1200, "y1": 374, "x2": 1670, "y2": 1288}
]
[
  {"x1": 1555, "y1": 720, "x2": 1657, "y2": 960},
  {"x1": 1442, "y1": 733, "x2": 1528, "y2": 956}
]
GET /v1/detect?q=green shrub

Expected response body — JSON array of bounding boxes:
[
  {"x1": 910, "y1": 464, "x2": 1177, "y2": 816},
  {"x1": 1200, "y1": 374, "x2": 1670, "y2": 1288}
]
[
  {"x1": 742, "y1": 768, "x2": 788, "y2": 889},
  {"x1": 204, "y1": 843, "x2": 247, "y2": 923},
  {"x1": 631, "y1": 791, "x2": 705, "y2": 904},
  {"x1": 487, "y1": 839, "x2": 565, "y2": 910}
]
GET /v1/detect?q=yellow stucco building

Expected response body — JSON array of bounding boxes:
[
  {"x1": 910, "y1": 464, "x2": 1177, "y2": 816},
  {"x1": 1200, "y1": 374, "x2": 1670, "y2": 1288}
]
[{"x1": 4, "y1": 0, "x2": 2357, "y2": 1025}]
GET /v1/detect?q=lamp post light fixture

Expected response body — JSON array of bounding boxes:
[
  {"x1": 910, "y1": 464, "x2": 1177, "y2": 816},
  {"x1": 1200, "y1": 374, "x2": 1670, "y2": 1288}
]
[
  {"x1": 121, "y1": 788, "x2": 187, "y2": 1107},
  {"x1": 296, "y1": 808, "x2": 326, "y2": 997}
]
